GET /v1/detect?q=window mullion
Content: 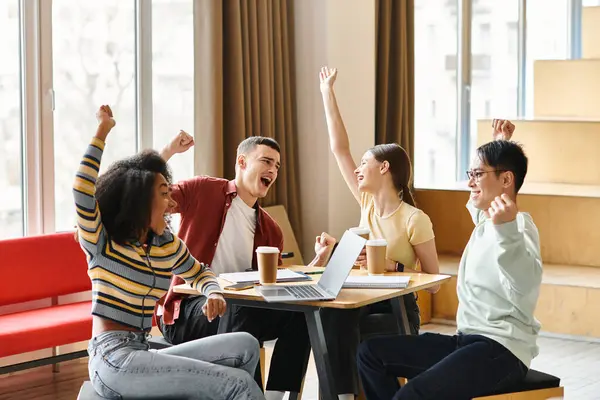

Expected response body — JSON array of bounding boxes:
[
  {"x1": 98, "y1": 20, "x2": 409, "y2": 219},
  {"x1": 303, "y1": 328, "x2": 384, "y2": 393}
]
[
  {"x1": 567, "y1": 0, "x2": 583, "y2": 59},
  {"x1": 20, "y1": 0, "x2": 46, "y2": 235},
  {"x1": 456, "y1": 0, "x2": 472, "y2": 181},
  {"x1": 40, "y1": 0, "x2": 55, "y2": 233},
  {"x1": 517, "y1": 0, "x2": 527, "y2": 117},
  {"x1": 135, "y1": 0, "x2": 153, "y2": 152}
]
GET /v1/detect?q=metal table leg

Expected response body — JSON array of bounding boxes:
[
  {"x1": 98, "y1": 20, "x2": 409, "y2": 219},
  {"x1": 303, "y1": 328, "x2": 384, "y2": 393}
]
[
  {"x1": 217, "y1": 301, "x2": 312, "y2": 399},
  {"x1": 390, "y1": 295, "x2": 412, "y2": 335},
  {"x1": 304, "y1": 308, "x2": 337, "y2": 400}
]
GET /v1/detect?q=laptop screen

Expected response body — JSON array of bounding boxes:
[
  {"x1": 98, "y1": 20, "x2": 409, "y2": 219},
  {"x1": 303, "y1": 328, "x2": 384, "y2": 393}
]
[{"x1": 318, "y1": 230, "x2": 367, "y2": 295}]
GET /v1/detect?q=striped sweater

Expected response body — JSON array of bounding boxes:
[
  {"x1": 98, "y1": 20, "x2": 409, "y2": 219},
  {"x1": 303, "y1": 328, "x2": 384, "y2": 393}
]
[{"x1": 73, "y1": 137, "x2": 221, "y2": 331}]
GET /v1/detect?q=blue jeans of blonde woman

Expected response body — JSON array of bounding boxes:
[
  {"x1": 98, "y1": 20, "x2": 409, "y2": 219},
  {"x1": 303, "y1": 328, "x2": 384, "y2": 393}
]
[{"x1": 87, "y1": 330, "x2": 264, "y2": 399}]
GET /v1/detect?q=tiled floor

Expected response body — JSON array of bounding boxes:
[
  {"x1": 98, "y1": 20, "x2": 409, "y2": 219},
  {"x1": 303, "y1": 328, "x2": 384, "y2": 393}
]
[{"x1": 273, "y1": 324, "x2": 600, "y2": 399}]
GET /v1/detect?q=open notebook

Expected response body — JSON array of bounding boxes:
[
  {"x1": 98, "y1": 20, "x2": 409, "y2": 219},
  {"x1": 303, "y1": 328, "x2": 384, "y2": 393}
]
[{"x1": 342, "y1": 275, "x2": 411, "y2": 289}]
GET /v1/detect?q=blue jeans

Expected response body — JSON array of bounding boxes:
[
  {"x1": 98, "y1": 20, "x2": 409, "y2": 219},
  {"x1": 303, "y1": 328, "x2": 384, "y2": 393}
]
[
  {"x1": 87, "y1": 330, "x2": 264, "y2": 399},
  {"x1": 357, "y1": 332, "x2": 528, "y2": 400}
]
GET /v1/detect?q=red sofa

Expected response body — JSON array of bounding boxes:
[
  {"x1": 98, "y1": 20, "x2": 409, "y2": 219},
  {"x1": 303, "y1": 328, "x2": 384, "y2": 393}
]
[
  {"x1": 0, "y1": 232, "x2": 170, "y2": 375},
  {"x1": 0, "y1": 232, "x2": 92, "y2": 373}
]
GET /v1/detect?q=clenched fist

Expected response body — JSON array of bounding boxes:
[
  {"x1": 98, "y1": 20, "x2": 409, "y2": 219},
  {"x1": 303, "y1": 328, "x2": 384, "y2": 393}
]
[
  {"x1": 95, "y1": 105, "x2": 116, "y2": 140},
  {"x1": 202, "y1": 293, "x2": 227, "y2": 322},
  {"x1": 161, "y1": 130, "x2": 194, "y2": 162},
  {"x1": 492, "y1": 119, "x2": 515, "y2": 141},
  {"x1": 486, "y1": 194, "x2": 518, "y2": 225}
]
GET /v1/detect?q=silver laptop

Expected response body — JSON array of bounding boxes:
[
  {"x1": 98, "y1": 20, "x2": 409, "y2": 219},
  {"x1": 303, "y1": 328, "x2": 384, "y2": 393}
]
[{"x1": 256, "y1": 230, "x2": 367, "y2": 302}]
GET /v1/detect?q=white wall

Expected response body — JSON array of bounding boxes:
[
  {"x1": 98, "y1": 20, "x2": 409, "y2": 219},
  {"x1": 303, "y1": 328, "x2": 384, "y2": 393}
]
[{"x1": 294, "y1": 0, "x2": 376, "y2": 259}]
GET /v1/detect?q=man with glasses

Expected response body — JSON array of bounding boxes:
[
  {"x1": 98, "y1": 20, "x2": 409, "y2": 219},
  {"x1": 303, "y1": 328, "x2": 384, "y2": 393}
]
[{"x1": 357, "y1": 119, "x2": 544, "y2": 400}]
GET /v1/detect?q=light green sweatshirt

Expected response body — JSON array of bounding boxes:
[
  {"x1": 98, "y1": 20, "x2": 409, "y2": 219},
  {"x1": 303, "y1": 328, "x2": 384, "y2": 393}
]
[{"x1": 456, "y1": 201, "x2": 542, "y2": 367}]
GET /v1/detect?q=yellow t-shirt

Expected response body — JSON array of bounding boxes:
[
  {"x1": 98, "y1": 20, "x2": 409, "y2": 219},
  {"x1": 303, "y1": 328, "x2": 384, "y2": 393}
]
[{"x1": 359, "y1": 192, "x2": 435, "y2": 270}]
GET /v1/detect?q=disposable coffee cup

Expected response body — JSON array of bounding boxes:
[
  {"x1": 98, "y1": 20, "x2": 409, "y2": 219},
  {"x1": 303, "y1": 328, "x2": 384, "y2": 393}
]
[
  {"x1": 256, "y1": 246, "x2": 279, "y2": 285},
  {"x1": 366, "y1": 239, "x2": 387, "y2": 276},
  {"x1": 349, "y1": 227, "x2": 370, "y2": 240}
]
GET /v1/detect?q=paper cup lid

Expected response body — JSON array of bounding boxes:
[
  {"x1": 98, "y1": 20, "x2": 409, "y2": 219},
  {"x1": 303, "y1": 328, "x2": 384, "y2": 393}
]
[
  {"x1": 256, "y1": 246, "x2": 280, "y2": 254},
  {"x1": 349, "y1": 227, "x2": 370, "y2": 235},
  {"x1": 366, "y1": 239, "x2": 387, "y2": 246}
]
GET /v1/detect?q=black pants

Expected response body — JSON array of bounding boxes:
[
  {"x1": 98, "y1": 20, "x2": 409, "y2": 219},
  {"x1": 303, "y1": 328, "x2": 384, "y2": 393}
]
[
  {"x1": 321, "y1": 294, "x2": 421, "y2": 395},
  {"x1": 159, "y1": 296, "x2": 220, "y2": 344},
  {"x1": 357, "y1": 332, "x2": 528, "y2": 400},
  {"x1": 160, "y1": 296, "x2": 310, "y2": 393}
]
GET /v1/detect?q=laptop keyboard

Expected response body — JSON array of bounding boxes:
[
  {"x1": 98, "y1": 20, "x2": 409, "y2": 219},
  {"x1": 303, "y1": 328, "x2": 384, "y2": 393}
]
[{"x1": 285, "y1": 285, "x2": 324, "y2": 299}]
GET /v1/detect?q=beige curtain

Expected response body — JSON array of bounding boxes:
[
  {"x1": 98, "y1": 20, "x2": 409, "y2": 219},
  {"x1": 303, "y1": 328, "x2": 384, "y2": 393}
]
[
  {"x1": 375, "y1": 0, "x2": 415, "y2": 160},
  {"x1": 194, "y1": 0, "x2": 302, "y2": 246}
]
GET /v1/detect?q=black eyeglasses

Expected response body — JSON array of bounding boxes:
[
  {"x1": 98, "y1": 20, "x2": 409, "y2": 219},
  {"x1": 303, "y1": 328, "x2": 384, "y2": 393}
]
[{"x1": 466, "y1": 169, "x2": 507, "y2": 181}]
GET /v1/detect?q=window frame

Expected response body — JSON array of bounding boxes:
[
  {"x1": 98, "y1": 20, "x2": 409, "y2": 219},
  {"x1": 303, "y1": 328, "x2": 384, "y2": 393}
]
[
  {"x1": 9, "y1": 0, "x2": 589, "y2": 232},
  {"x1": 15, "y1": 0, "x2": 201, "y2": 236},
  {"x1": 418, "y1": 0, "x2": 584, "y2": 187}
]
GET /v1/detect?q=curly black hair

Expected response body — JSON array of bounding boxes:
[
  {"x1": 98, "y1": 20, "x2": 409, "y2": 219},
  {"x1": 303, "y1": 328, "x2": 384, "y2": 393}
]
[{"x1": 95, "y1": 149, "x2": 172, "y2": 245}]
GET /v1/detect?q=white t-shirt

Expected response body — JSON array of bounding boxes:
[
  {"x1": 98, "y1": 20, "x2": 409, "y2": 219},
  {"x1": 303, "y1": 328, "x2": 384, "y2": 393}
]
[{"x1": 210, "y1": 195, "x2": 257, "y2": 276}]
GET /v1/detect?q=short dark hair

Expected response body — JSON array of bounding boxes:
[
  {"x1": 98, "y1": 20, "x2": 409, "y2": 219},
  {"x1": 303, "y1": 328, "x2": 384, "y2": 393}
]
[
  {"x1": 95, "y1": 149, "x2": 172, "y2": 244},
  {"x1": 237, "y1": 136, "x2": 281, "y2": 156},
  {"x1": 476, "y1": 140, "x2": 528, "y2": 193}
]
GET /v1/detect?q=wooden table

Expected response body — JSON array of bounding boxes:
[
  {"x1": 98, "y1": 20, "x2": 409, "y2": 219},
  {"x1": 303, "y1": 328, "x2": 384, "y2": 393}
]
[{"x1": 174, "y1": 267, "x2": 450, "y2": 400}]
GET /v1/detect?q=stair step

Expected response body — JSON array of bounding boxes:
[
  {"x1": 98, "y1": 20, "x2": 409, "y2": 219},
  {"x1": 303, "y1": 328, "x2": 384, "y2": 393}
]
[
  {"x1": 434, "y1": 255, "x2": 600, "y2": 338},
  {"x1": 416, "y1": 189, "x2": 600, "y2": 267},
  {"x1": 477, "y1": 119, "x2": 600, "y2": 186},
  {"x1": 583, "y1": 6, "x2": 600, "y2": 58},
  {"x1": 534, "y1": 59, "x2": 600, "y2": 119},
  {"x1": 418, "y1": 181, "x2": 600, "y2": 199},
  {"x1": 438, "y1": 255, "x2": 600, "y2": 289}
]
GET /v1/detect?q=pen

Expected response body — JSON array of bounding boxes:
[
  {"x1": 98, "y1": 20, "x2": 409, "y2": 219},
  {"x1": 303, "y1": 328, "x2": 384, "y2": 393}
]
[{"x1": 304, "y1": 270, "x2": 324, "y2": 275}]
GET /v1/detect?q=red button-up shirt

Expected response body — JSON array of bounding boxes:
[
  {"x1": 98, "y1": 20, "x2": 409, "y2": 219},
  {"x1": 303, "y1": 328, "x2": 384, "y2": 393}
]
[{"x1": 156, "y1": 176, "x2": 284, "y2": 326}]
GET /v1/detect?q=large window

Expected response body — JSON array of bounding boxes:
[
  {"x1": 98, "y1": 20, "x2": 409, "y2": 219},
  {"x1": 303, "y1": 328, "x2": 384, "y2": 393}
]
[
  {"x1": 414, "y1": 0, "x2": 578, "y2": 188},
  {"x1": 151, "y1": 0, "x2": 194, "y2": 232},
  {"x1": 470, "y1": 0, "x2": 519, "y2": 152},
  {"x1": 0, "y1": 0, "x2": 199, "y2": 238},
  {"x1": 3, "y1": 0, "x2": 592, "y2": 235},
  {"x1": 52, "y1": 0, "x2": 137, "y2": 231},
  {"x1": 414, "y1": 0, "x2": 458, "y2": 186},
  {"x1": 0, "y1": 0, "x2": 23, "y2": 239},
  {"x1": 525, "y1": 0, "x2": 569, "y2": 117},
  {"x1": 152, "y1": 0, "x2": 194, "y2": 184}
]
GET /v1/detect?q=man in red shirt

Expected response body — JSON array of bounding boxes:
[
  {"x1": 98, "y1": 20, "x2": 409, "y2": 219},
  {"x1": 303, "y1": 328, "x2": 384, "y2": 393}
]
[{"x1": 156, "y1": 131, "x2": 334, "y2": 400}]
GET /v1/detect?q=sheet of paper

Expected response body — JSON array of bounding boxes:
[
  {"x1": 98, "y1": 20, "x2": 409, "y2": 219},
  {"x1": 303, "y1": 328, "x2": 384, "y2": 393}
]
[
  {"x1": 219, "y1": 269, "x2": 308, "y2": 283},
  {"x1": 343, "y1": 275, "x2": 410, "y2": 287}
]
